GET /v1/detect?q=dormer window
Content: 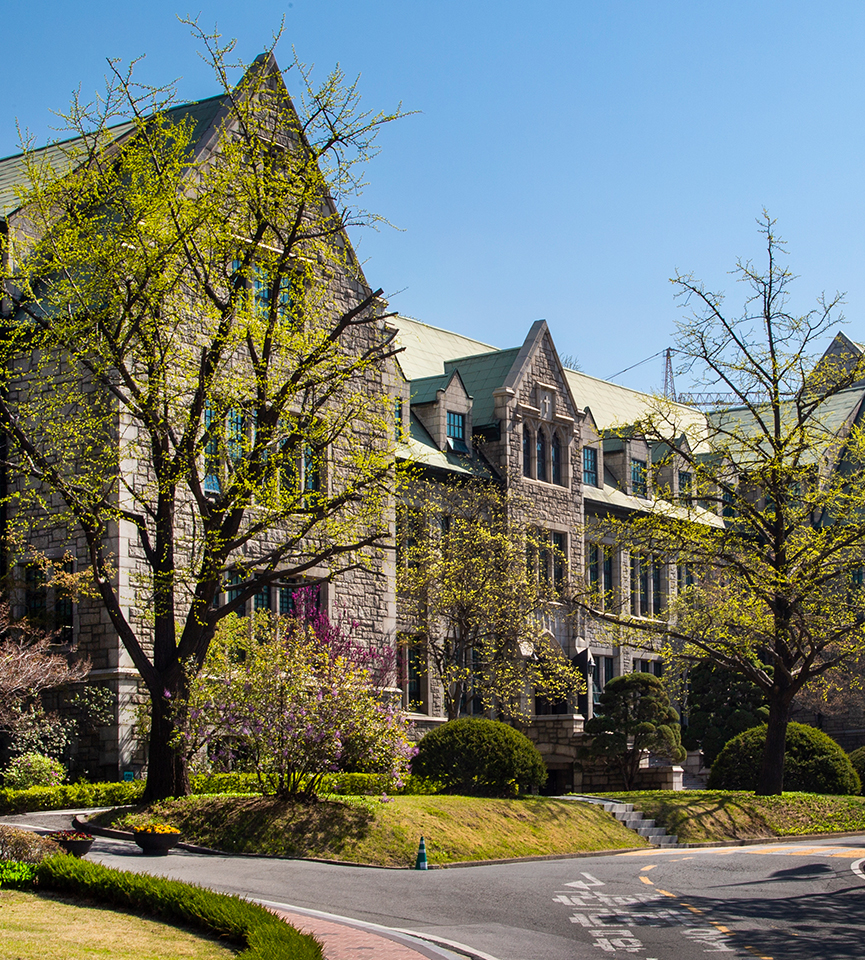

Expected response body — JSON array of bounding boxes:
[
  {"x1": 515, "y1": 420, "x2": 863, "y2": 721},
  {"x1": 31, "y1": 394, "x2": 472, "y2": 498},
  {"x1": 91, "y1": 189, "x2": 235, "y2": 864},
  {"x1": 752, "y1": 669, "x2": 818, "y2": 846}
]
[
  {"x1": 679, "y1": 470, "x2": 692, "y2": 503},
  {"x1": 583, "y1": 447, "x2": 598, "y2": 488},
  {"x1": 631, "y1": 458, "x2": 647, "y2": 498},
  {"x1": 447, "y1": 411, "x2": 468, "y2": 452}
]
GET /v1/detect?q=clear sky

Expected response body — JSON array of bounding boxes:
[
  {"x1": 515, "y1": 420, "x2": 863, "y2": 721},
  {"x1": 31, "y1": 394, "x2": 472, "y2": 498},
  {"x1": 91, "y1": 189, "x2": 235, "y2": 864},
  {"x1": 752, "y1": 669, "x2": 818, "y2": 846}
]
[{"x1": 2, "y1": 1, "x2": 864, "y2": 392}]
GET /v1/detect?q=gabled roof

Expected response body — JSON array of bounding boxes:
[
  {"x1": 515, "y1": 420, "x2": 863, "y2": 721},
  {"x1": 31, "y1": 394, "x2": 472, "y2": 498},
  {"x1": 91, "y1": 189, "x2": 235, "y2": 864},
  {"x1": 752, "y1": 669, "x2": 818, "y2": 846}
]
[
  {"x1": 0, "y1": 95, "x2": 227, "y2": 218},
  {"x1": 410, "y1": 368, "x2": 471, "y2": 405},
  {"x1": 443, "y1": 348, "x2": 519, "y2": 425}
]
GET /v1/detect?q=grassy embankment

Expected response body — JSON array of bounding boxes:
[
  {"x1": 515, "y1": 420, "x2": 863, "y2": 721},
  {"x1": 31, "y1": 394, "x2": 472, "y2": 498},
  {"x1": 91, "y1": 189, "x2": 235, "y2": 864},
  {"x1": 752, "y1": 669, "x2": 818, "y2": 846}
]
[
  {"x1": 92, "y1": 794, "x2": 647, "y2": 865},
  {"x1": 596, "y1": 790, "x2": 865, "y2": 844},
  {"x1": 0, "y1": 890, "x2": 237, "y2": 960}
]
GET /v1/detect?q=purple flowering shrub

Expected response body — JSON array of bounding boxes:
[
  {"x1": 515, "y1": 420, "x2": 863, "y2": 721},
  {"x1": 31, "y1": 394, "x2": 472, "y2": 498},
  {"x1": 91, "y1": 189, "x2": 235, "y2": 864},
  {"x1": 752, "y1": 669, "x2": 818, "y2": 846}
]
[
  {"x1": 179, "y1": 602, "x2": 414, "y2": 799},
  {"x1": 2, "y1": 752, "x2": 66, "y2": 789}
]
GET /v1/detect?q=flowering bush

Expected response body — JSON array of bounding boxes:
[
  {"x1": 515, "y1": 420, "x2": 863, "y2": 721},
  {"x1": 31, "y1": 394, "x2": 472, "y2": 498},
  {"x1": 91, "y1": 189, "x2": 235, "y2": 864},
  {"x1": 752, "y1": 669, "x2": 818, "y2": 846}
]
[
  {"x1": 2, "y1": 752, "x2": 66, "y2": 789},
  {"x1": 134, "y1": 823, "x2": 180, "y2": 835},
  {"x1": 180, "y1": 608, "x2": 415, "y2": 799},
  {"x1": 47, "y1": 830, "x2": 93, "y2": 841}
]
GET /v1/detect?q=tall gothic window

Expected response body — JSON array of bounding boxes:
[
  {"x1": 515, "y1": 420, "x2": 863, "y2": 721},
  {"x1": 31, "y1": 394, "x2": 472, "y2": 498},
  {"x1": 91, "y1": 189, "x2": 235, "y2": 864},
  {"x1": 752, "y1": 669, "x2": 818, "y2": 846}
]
[
  {"x1": 537, "y1": 431, "x2": 548, "y2": 483},
  {"x1": 551, "y1": 434, "x2": 563, "y2": 486},
  {"x1": 523, "y1": 426, "x2": 533, "y2": 478}
]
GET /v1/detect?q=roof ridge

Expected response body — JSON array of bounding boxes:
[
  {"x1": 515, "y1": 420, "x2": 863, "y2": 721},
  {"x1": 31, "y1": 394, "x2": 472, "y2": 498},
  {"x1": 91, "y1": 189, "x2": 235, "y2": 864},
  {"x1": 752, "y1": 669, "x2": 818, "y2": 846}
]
[
  {"x1": 0, "y1": 92, "x2": 227, "y2": 166},
  {"x1": 394, "y1": 315, "x2": 497, "y2": 351}
]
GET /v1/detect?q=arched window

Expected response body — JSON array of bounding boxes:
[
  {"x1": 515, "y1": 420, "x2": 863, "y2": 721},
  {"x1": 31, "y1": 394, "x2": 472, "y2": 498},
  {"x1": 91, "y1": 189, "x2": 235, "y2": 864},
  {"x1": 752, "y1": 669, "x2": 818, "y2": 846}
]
[
  {"x1": 537, "y1": 430, "x2": 548, "y2": 483},
  {"x1": 523, "y1": 425, "x2": 533, "y2": 478},
  {"x1": 551, "y1": 434, "x2": 562, "y2": 486}
]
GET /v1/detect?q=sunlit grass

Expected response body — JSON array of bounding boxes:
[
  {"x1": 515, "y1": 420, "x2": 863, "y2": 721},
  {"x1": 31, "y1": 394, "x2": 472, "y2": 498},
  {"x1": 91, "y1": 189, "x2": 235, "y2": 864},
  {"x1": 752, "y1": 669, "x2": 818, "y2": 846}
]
[
  {"x1": 0, "y1": 890, "x2": 237, "y2": 959},
  {"x1": 95, "y1": 794, "x2": 648, "y2": 865}
]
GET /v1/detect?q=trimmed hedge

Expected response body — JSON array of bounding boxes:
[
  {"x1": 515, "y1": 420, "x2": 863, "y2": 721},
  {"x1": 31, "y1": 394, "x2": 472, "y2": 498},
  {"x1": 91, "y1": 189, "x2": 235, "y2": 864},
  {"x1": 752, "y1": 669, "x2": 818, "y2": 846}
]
[
  {"x1": 190, "y1": 771, "x2": 439, "y2": 796},
  {"x1": 0, "y1": 771, "x2": 442, "y2": 816},
  {"x1": 36, "y1": 854, "x2": 323, "y2": 960},
  {"x1": 708, "y1": 723, "x2": 862, "y2": 794},
  {"x1": 0, "y1": 781, "x2": 145, "y2": 815},
  {"x1": 412, "y1": 718, "x2": 547, "y2": 797}
]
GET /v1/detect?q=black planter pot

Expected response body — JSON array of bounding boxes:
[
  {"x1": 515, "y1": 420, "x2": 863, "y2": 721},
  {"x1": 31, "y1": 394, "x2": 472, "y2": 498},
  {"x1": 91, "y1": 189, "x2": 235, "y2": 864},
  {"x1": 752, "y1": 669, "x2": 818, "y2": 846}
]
[
  {"x1": 55, "y1": 837, "x2": 94, "y2": 858},
  {"x1": 133, "y1": 831, "x2": 180, "y2": 855}
]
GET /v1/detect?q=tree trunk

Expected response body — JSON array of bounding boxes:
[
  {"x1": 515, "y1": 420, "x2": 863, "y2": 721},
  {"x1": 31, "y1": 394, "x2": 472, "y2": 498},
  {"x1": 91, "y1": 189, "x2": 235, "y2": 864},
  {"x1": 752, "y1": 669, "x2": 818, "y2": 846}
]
[
  {"x1": 756, "y1": 693, "x2": 790, "y2": 796},
  {"x1": 142, "y1": 683, "x2": 190, "y2": 802}
]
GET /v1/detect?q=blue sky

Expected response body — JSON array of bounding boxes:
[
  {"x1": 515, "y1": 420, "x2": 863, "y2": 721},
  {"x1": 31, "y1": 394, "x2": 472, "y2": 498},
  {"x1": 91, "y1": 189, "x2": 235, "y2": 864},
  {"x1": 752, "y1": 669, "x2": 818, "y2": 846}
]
[{"x1": 3, "y1": 1, "x2": 864, "y2": 392}]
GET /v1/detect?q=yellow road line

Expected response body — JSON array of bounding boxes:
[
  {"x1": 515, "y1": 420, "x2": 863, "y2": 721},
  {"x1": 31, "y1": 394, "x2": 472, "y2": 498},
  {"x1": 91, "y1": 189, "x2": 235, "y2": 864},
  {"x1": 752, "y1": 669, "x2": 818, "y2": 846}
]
[
  {"x1": 639, "y1": 875, "x2": 654, "y2": 885},
  {"x1": 640, "y1": 864, "x2": 656, "y2": 872}
]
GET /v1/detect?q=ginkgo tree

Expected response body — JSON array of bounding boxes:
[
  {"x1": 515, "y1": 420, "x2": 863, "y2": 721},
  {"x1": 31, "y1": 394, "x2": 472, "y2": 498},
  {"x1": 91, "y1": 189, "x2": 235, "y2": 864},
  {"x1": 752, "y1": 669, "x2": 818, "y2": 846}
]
[
  {"x1": 583, "y1": 214, "x2": 865, "y2": 795},
  {"x1": 398, "y1": 480, "x2": 584, "y2": 723},
  {"x1": 0, "y1": 23, "x2": 407, "y2": 800}
]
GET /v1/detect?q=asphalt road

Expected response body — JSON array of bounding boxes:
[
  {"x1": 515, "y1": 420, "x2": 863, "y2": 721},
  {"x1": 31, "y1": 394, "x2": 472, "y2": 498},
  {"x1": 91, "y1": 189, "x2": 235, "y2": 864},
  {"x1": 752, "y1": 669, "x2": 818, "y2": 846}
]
[{"x1": 6, "y1": 810, "x2": 865, "y2": 959}]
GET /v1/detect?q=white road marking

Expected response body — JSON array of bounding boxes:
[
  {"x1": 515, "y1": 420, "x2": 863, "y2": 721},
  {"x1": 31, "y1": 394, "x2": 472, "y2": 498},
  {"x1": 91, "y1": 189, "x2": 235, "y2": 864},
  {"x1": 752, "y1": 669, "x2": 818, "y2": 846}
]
[{"x1": 555, "y1": 871, "x2": 740, "y2": 956}]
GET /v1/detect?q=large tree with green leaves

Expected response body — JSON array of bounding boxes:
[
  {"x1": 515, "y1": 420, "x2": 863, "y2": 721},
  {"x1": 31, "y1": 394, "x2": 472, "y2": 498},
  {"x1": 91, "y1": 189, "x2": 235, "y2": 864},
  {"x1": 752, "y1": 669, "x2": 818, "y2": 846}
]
[
  {"x1": 398, "y1": 479, "x2": 584, "y2": 722},
  {"x1": 584, "y1": 214, "x2": 865, "y2": 795},
  {"x1": 0, "y1": 24, "x2": 406, "y2": 800}
]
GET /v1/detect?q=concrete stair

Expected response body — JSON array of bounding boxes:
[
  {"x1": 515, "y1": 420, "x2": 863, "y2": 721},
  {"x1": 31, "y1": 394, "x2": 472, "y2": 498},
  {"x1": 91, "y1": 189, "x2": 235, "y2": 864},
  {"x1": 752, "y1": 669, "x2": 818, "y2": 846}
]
[{"x1": 565, "y1": 795, "x2": 679, "y2": 846}]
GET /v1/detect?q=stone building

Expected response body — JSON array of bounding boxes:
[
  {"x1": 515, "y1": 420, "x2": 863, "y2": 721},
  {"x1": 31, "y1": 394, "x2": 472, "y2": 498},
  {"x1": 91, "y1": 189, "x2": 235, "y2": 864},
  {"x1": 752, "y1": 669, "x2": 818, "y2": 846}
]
[
  {"x1": 389, "y1": 315, "x2": 702, "y2": 791},
  {"x1": 0, "y1": 56, "x2": 401, "y2": 782},
  {"x1": 5, "y1": 58, "x2": 865, "y2": 791}
]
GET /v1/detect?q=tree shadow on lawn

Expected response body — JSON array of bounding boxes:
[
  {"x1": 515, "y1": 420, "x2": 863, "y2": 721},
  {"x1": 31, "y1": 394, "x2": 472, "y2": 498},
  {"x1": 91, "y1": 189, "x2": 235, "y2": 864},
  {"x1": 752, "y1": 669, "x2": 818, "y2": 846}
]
[
  {"x1": 139, "y1": 796, "x2": 376, "y2": 859},
  {"x1": 639, "y1": 794, "x2": 774, "y2": 842}
]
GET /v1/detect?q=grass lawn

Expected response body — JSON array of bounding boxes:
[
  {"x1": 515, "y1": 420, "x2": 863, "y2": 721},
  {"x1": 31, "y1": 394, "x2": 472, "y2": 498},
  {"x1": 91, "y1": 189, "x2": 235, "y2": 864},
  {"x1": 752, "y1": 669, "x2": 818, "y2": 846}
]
[
  {"x1": 0, "y1": 890, "x2": 237, "y2": 959},
  {"x1": 93, "y1": 794, "x2": 647, "y2": 865},
  {"x1": 593, "y1": 790, "x2": 865, "y2": 844}
]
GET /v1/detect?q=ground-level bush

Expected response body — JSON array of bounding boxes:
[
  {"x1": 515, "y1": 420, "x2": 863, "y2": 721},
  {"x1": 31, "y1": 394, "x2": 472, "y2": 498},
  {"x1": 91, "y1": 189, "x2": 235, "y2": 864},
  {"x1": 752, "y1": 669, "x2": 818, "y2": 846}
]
[
  {"x1": 36, "y1": 854, "x2": 322, "y2": 960},
  {"x1": 0, "y1": 826, "x2": 61, "y2": 863},
  {"x1": 708, "y1": 723, "x2": 861, "y2": 794},
  {"x1": 412, "y1": 718, "x2": 547, "y2": 796},
  {"x1": 849, "y1": 746, "x2": 865, "y2": 787}
]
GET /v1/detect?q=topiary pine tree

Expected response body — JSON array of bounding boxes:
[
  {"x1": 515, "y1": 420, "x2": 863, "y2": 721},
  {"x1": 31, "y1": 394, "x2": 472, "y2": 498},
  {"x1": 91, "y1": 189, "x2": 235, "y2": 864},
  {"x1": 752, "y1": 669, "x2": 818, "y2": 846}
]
[
  {"x1": 581, "y1": 673, "x2": 686, "y2": 790},
  {"x1": 683, "y1": 660, "x2": 769, "y2": 766}
]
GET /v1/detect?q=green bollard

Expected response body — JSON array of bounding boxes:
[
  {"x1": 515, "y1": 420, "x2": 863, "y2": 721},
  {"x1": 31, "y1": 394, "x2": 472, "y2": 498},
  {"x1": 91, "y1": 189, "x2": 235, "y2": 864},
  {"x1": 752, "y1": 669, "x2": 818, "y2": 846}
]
[{"x1": 415, "y1": 835, "x2": 428, "y2": 870}]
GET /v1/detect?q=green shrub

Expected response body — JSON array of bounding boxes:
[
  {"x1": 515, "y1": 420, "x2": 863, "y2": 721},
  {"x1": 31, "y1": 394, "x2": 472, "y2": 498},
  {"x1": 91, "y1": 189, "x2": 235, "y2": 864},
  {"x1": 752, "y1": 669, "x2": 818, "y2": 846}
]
[
  {"x1": 412, "y1": 718, "x2": 547, "y2": 797},
  {"x1": 849, "y1": 746, "x2": 865, "y2": 787},
  {"x1": 0, "y1": 826, "x2": 61, "y2": 864},
  {"x1": 37, "y1": 855, "x2": 323, "y2": 960},
  {"x1": 0, "y1": 859, "x2": 37, "y2": 889},
  {"x1": 319, "y1": 772, "x2": 439, "y2": 796},
  {"x1": 3, "y1": 753, "x2": 66, "y2": 789},
  {"x1": 190, "y1": 770, "x2": 440, "y2": 797},
  {"x1": 0, "y1": 781, "x2": 144, "y2": 815},
  {"x1": 708, "y1": 723, "x2": 861, "y2": 794},
  {"x1": 190, "y1": 771, "x2": 264, "y2": 795}
]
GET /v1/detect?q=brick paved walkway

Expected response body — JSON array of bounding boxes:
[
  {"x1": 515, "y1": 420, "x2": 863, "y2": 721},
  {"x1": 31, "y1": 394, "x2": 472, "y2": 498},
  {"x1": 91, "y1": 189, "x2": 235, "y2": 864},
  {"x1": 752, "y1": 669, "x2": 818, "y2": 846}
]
[{"x1": 272, "y1": 907, "x2": 453, "y2": 960}]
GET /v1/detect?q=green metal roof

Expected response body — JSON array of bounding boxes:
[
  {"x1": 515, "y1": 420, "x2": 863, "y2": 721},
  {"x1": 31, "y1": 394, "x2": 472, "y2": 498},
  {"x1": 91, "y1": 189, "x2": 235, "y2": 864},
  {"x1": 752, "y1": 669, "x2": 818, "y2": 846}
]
[
  {"x1": 0, "y1": 95, "x2": 226, "y2": 218},
  {"x1": 397, "y1": 413, "x2": 496, "y2": 479},
  {"x1": 708, "y1": 386, "x2": 864, "y2": 466},
  {"x1": 444, "y1": 348, "x2": 520, "y2": 426},
  {"x1": 410, "y1": 372, "x2": 457, "y2": 405},
  {"x1": 391, "y1": 316, "x2": 498, "y2": 380}
]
